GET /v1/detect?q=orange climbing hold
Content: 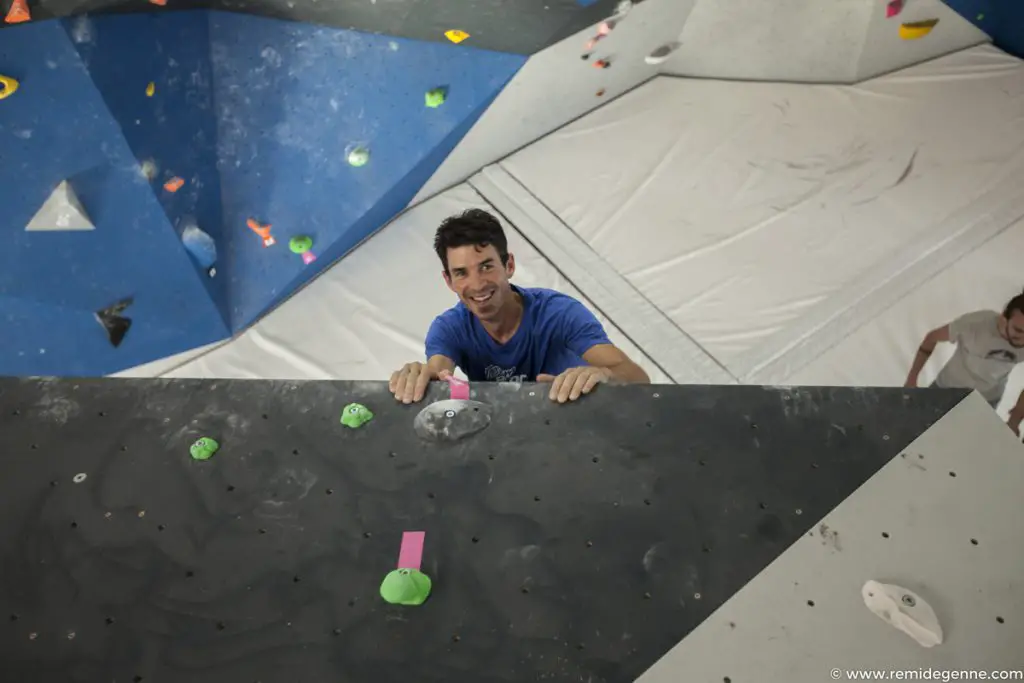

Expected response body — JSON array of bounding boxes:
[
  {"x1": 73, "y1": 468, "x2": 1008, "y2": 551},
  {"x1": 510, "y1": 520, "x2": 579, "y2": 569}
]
[
  {"x1": 5, "y1": 0, "x2": 30, "y2": 23},
  {"x1": 247, "y1": 218, "x2": 275, "y2": 247},
  {"x1": 148, "y1": 0, "x2": 167, "y2": 6},
  {"x1": 163, "y1": 177, "x2": 185, "y2": 193}
]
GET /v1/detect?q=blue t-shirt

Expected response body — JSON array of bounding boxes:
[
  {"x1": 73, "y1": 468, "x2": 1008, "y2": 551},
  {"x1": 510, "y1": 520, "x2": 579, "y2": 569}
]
[{"x1": 424, "y1": 286, "x2": 613, "y2": 382}]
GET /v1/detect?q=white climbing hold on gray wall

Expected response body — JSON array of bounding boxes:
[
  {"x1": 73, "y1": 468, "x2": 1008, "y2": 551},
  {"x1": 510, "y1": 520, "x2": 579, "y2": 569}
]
[{"x1": 862, "y1": 580, "x2": 943, "y2": 648}]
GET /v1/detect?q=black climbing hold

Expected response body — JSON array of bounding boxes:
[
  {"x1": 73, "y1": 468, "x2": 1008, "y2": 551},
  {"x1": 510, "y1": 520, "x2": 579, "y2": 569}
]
[{"x1": 95, "y1": 297, "x2": 134, "y2": 348}]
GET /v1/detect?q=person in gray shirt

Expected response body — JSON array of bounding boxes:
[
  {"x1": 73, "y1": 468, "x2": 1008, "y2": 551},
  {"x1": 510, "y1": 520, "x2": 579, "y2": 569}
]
[{"x1": 905, "y1": 290, "x2": 1024, "y2": 437}]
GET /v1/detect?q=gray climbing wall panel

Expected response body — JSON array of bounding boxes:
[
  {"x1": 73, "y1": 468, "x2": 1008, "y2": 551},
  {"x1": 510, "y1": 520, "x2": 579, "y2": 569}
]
[{"x1": 0, "y1": 377, "x2": 968, "y2": 682}]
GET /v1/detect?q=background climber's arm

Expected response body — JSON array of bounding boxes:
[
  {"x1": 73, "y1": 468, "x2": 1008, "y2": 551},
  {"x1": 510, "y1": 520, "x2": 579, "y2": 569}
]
[{"x1": 905, "y1": 325, "x2": 950, "y2": 387}]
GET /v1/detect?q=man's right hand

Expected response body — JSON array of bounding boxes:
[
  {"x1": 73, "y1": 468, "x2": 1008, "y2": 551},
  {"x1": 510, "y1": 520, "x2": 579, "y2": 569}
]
[{"x1": 389, "y1": 362, "x2": 451, "y2": 404}]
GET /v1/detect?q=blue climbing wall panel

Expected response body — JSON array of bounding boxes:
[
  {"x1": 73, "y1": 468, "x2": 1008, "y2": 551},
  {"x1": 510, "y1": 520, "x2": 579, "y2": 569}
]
[
  {"x1": 209, "y1": 12, "x2": 525, "y2": 330},
  {"x1": 0, "y1": 12, "x2": 525, "y2": 376},
  {"x1": 65, "y1": 11, "x2": 227, "y2": 318},
  {"x1": 0, "y1": 20, "x2": 230, "y2": 377},
  {"x1": 941, "y1": 0, "x2": 1024, "y2": 58}
]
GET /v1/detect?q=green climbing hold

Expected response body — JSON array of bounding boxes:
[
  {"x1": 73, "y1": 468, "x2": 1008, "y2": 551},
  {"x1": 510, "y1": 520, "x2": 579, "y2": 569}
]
[
  {"x1": 190, "y1": 437, "x2": 219, "y2": 460},
  {"x1": 380, "y1": 568, "x2": 432, "y2": 605},
  {"x1": 425, "y1": 88, "x2": 447, "y2": 108},
  {"x1": 341, "y1": 402, "x2": 374, "y2": 428},
  {"x1": 289, "y1": 235, "x2": 313, "y2": 254},
  {"x1": 347, "y1": 146, "x2": 370, "y2": 167}
]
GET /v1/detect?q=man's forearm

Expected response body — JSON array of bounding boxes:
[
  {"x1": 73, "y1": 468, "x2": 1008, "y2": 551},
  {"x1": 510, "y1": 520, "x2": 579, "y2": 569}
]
[
  {"x1": 604, "y1": 360, "x2": 650, "y2": 384},
  {"x1": 907, "y1": 338, "x2": 935, "y2": 383},
  {"x1": 1009, "y1": 390, "x2": 1024, "y2": 430}
]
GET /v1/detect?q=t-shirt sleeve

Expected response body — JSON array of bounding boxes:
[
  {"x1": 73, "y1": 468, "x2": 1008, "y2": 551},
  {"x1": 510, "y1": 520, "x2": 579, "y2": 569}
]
[
  {"x1": 558, "y1": 298, "x2": 613, "y2": 357},
  {"x1": 425, "y1": 315, "x2": 461, "y2": 363},
  {"x1": 948, "y1": 311, "x2": 990, "y2": 343}
]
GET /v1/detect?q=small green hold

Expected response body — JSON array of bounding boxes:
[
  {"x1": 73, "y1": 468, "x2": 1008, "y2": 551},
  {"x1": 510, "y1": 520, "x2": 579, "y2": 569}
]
[
  {"x1": 347, "y1": 146, "x2": 370, "y2": 167},
  {"x1": 976, "y1": 13, "x2": 984, "y2": 20},
  {"x1": 289, "y1": 235, "x2": 313, "y2": 254},
  {"x1": 425, "y1": 87, "x2": 447, "y2": 108},
  {"x1": 341, "y1": 402, "x2": 374, "y2": 428},
  {"x1": 380, "y1": 568, "x2": 432, "y2": 605},
  {"x1": 190, "y1": 437, "x2": 219, "y2": 460}
]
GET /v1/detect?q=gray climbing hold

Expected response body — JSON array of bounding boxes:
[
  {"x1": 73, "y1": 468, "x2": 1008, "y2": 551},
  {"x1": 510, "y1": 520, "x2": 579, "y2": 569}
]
[
  {"x1": 413, "y1": 399, "x2": 492, "y2": 442},
  {"x1": 25, "y1": 181, "x2": 93, "y2": 231}
]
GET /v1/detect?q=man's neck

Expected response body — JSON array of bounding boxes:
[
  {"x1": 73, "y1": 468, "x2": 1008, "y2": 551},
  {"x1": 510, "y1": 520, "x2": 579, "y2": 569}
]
[{"x1": 480, "y1": 288, "x2": 524, "y2": 344}]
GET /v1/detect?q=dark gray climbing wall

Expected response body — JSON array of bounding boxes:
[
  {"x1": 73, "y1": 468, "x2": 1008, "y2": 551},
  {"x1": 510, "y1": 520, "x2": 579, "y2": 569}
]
[
  {"x1": 4, "y1": 0, "x2": 626, "y2": 55},
  {"x1": 0, "y1": 377, "x2": 968, "y2": 682}
]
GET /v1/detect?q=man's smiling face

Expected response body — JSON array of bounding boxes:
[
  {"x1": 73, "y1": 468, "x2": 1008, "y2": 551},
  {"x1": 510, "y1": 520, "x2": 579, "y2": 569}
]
[{"x1": 443, "y1": 243, "x2": 515, "y2": 322}]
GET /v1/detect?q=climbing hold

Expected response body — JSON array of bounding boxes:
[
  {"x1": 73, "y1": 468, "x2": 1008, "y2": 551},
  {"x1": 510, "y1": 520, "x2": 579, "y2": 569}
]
[
  {"x1": 862, "y1": 580, "x2": 942, "y2": 648},
  {"x1": 148, "y1": 0, "x2": 167, "y2": 5},
  {"x1": 4, "y1": 0, "x2": 30, "y2": 24},
  {"x1": 95, "y1": 297, "x2": 133, "y2": 348},
  {"x1": 26, "y1": 180, "x2": 94, "y2": 232},
  {"x1": 444, "y1": 29, "x2": 469, "y2": 44},
  {"x1": 289, "y1": 235, "x2": 313, "y2": 254},
  {"x1": 645, "y1": 42, "x2": 681, "y2": 65},
  {"x1": 246, "y1": 218, "x2": 275, "y2": 247},
  {"x1": 596, "y1": 88, "x2": 606, "y2": 97},
  {"x1": 414, "y1": 398, "x2": 492, "y2": 442},
  {"x1": 163, "y1": 177, "x2": 184, "y2": 193},
  {"x1": 140, "y1": 159, "x2": 159, "y2": 181},
  {"x1": 72, "y1": 473, "x2": 87, "y2": 483},
  {"x1": 425, "y1": 87, "x2": 447, "y2": 108},
  {"x1": 592, "y1": 59, "x2": 611, "y2": 69},
  {"x1": 347, "y1": 146, "x2": 370, "y2": 167},
  {"x1": 181, "y1": 223, "x2": 217, "y2": 269},
  {"x1": 0, "y1": 75, "x2": 19, "y2": 100},
  {"x1": 899, "y1": 19, "x2": 938, "y2": 40},
  {"x1": 146, "y1": 82, "x2": 155, "y2": 97},
  {"x1": 380, "y1": 568, "x2": 432, "y2": 606},
  {"x1": 885, "y1": 0, "x2": 903, "y2": 18},
  {"x1": 341, "y1": 403, "x2": 374, "y2": 428},
  {"x1": 190, "y1": 437, "x2": 219, "y2": 461},
  {"x1": 301, "y1": 251, "x2": 316, "y2": 265},
  {"x1": 976, "y1": 13, "x2": 984, "y2": 21}
]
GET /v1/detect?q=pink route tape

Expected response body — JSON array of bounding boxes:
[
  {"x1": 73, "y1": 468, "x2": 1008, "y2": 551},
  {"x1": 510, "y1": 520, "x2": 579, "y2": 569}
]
[
  {"x1": 398, "y1": 531, "x2": 425, "y2": 570},
  {"x1": 448, "y1": 376, "x2": 469, "y2": 400}
]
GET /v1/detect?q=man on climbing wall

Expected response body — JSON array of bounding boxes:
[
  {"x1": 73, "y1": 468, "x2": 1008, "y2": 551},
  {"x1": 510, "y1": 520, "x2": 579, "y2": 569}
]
[
  {"x1": 904, "y1": 289, "x2": 1024, "y2": 436},
  {"x1": 389, "y1": 208, "x2": 650, "y2": 404}
]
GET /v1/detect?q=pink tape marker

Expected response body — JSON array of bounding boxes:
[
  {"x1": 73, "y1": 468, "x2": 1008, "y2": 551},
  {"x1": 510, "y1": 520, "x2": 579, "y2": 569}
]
[
  {"x1": 448, "y1": 376, "x2": 469, "y2": 400},
  {"x1": 397, "y1": 531, "x2": 425, "y2": 570}
]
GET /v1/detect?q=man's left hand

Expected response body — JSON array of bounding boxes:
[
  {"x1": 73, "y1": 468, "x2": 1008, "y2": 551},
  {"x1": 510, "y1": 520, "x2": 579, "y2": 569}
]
[{"x1": 537, "y1": 366, "x2": 612, "y2": 403}]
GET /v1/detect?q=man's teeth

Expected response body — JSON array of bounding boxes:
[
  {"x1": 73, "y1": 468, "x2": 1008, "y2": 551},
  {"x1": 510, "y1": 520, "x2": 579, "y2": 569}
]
[{"x1": 472, "y1": 292, "x2": 493, "y2": 302}]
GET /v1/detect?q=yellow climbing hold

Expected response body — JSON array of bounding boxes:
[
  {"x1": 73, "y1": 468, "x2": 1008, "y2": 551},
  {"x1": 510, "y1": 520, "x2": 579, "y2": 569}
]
[
  {"x1": 444, "y1": 29, "x2": 469, "y2": 44},
  {"x1": 0, "y1": 75, "x2": 19, "y2": 100},
  {"x1": 146, "y1": 82, "x2": 155, "y2": 97},
  {"x1": 899, "y1": 19, "x2": 938, "y2": 40}
]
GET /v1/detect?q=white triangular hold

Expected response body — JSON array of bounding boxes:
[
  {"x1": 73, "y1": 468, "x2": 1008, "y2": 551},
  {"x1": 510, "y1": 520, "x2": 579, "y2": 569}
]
[{"x1": 25, "y1": 181, "x2": 94, "y2": 232}]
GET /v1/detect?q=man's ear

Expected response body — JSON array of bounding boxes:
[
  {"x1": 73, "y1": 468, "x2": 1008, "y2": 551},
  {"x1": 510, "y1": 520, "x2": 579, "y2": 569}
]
[
  {"x1": 442, "y1": 269, "x2": 454, "y2": 292},
  {"x1": 506, "y1": 253, "x2": 516, "y2": 278}
]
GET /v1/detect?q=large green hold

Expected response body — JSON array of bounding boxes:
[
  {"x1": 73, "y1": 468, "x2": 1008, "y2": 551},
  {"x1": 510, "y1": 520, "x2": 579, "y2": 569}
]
[
  {"x1": 380, "y1": 568, "x2": 432, "y2": 606},
  {"x1": 341, "y1": 402, "x2": 373, "y2": 428},
  {"x1": 190, "y1": 437, "x2": 219, "y2": 460}
]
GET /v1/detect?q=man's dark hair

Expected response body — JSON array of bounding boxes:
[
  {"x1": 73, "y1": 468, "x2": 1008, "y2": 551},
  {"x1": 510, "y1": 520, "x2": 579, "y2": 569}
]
[
  {"x1": 1004, "y1": 289, "x2": 1024, "y2": 319},
  {"x1": 434, "y1": 209, "x2": 509, "y2": 274}
]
